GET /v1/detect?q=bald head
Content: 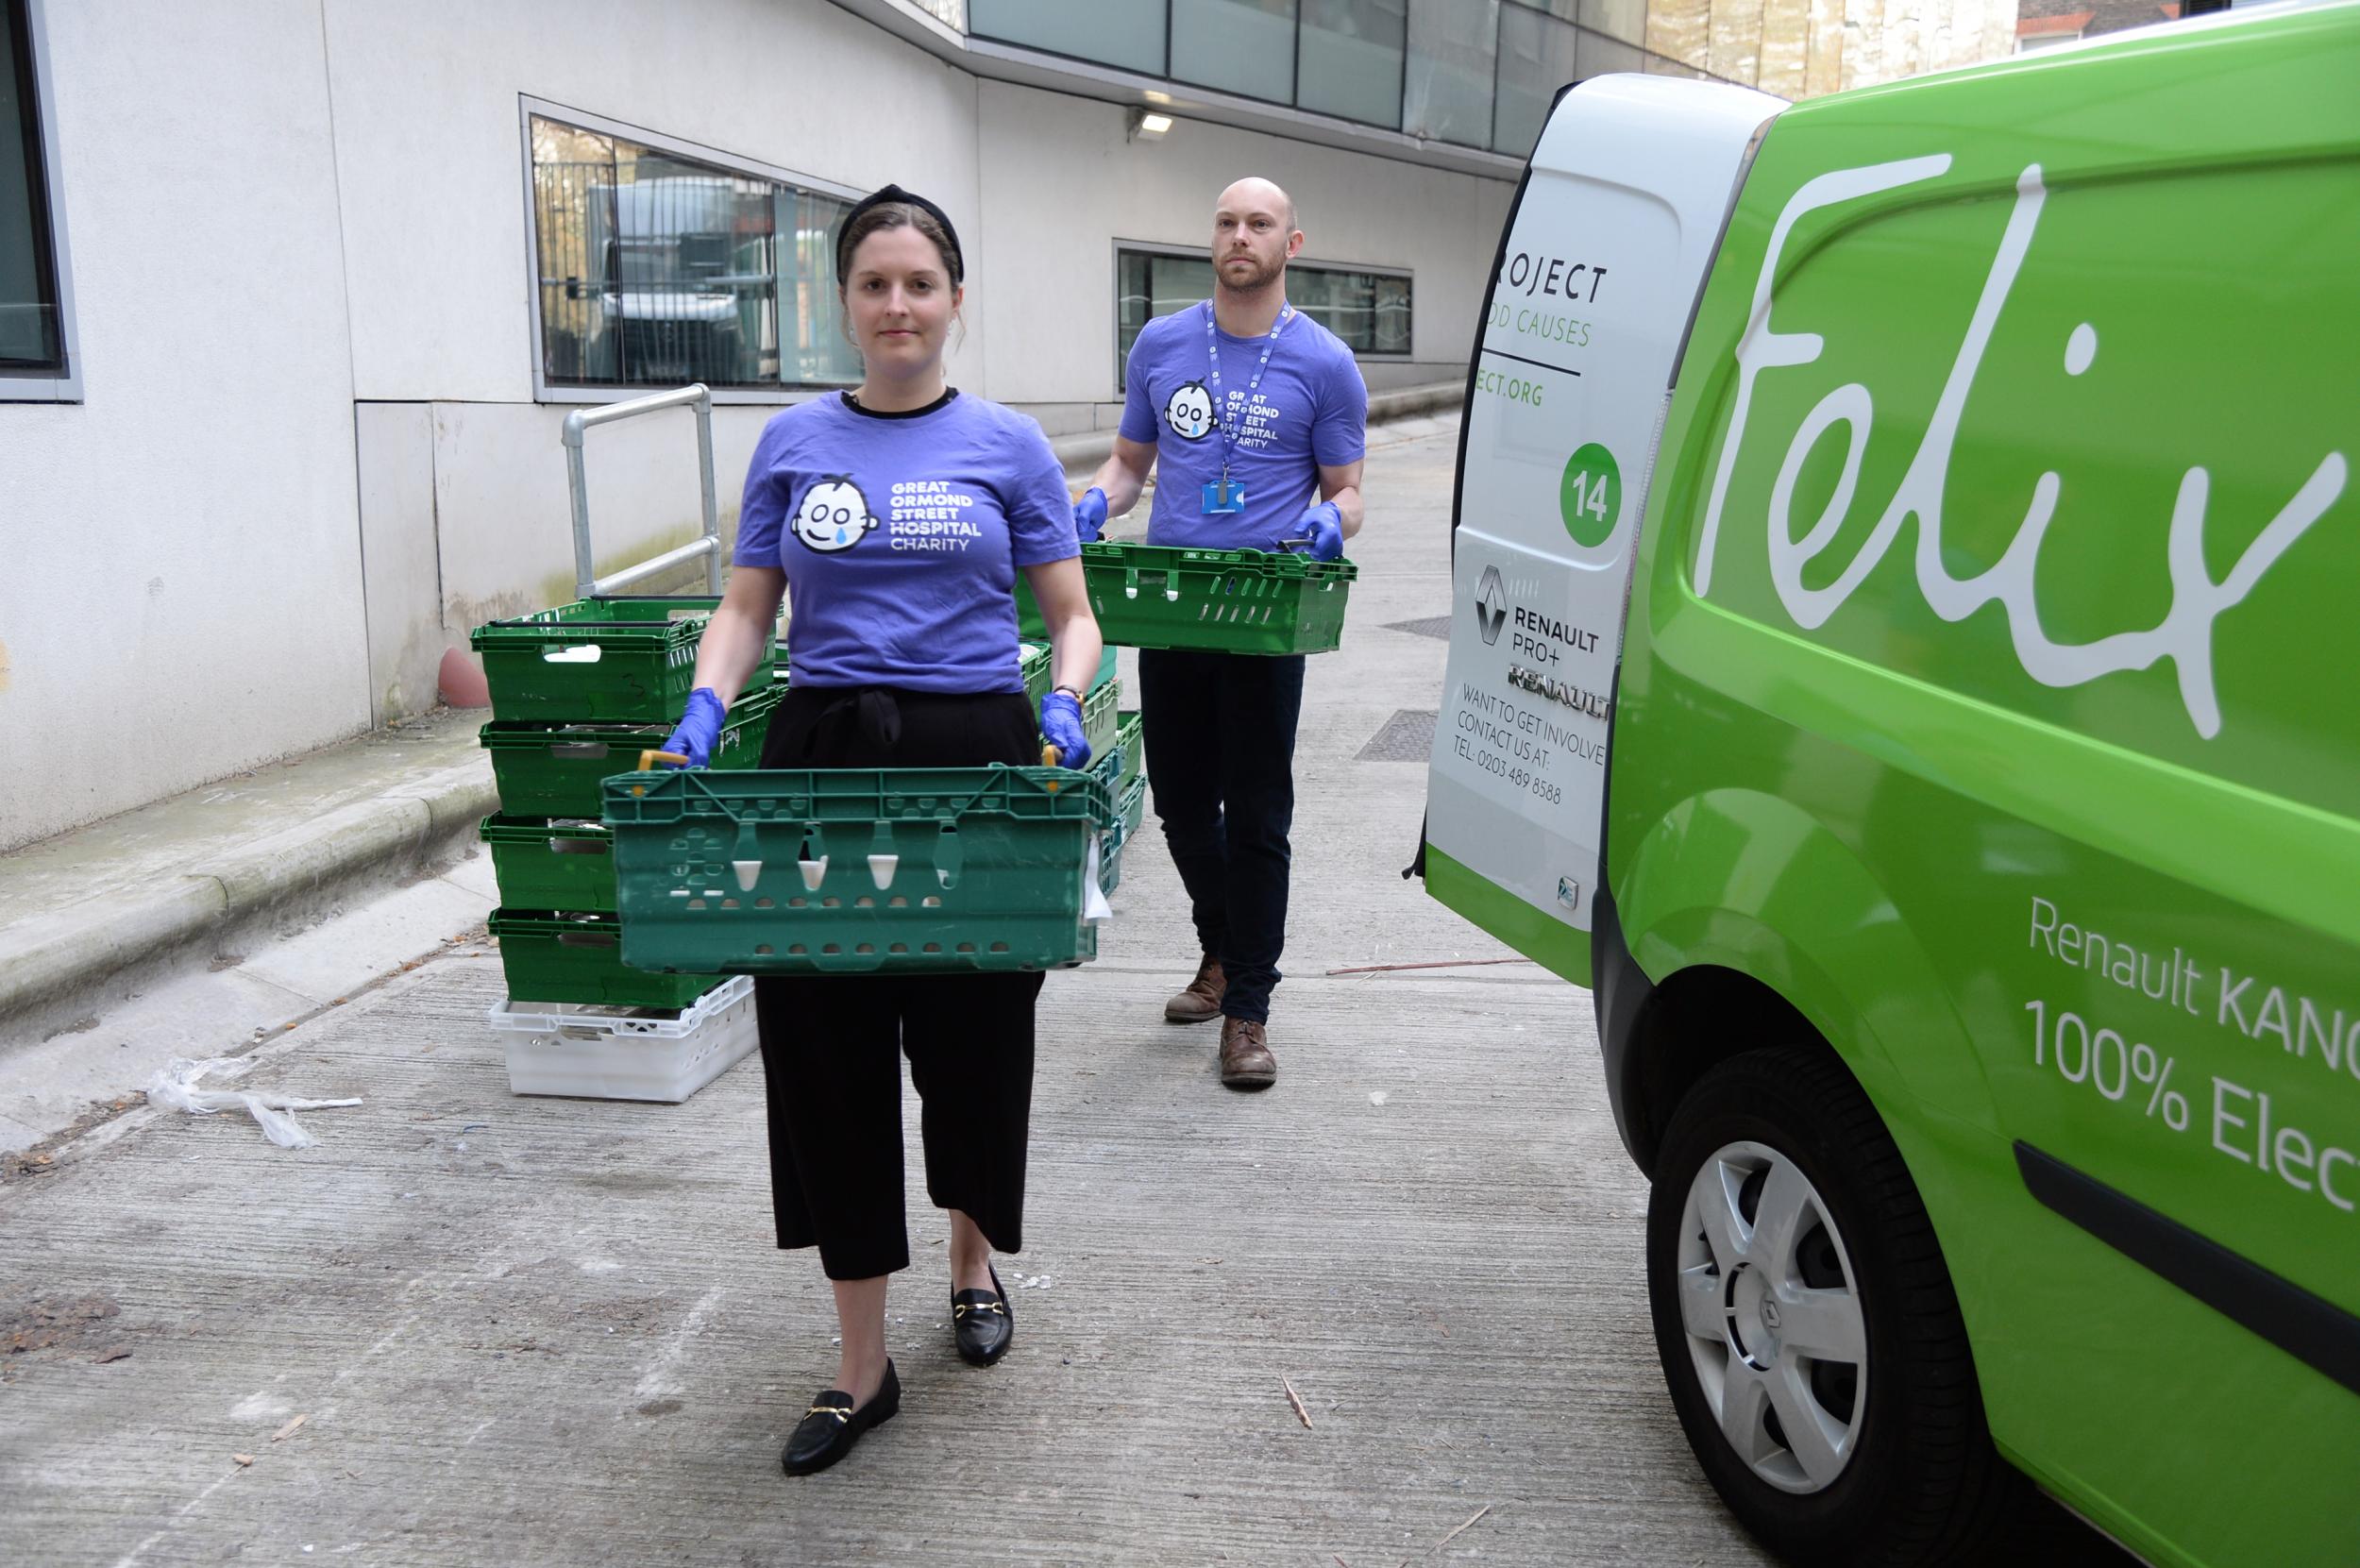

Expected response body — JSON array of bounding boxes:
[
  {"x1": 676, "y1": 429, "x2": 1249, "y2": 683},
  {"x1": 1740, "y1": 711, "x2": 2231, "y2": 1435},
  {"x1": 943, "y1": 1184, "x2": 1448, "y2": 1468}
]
[
  {"x1": 1210, "y1": 177, "x2": 1303, "y2": 298},
  {"x1": 1216, "y1": 177, "x2": 1297, "y2": 236}
]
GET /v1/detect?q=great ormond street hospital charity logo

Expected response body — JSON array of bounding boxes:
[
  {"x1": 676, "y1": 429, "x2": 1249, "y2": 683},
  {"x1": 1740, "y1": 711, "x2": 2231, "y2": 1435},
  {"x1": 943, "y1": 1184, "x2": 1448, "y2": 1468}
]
[
  {"x1": 1165, "y1": 380, "x2": 1215, "y2": 442},
  {"x1": 1475, "y1": 565, "x2": 1509, "y2": 646},
  {"x1": 792, "y1": 477, "x2": 882, "y2": 553}
]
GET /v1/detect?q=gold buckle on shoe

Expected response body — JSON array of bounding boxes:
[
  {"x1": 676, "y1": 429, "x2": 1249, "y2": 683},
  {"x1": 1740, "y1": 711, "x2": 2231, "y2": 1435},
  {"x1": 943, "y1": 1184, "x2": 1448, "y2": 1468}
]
[
  {"x1": 805, "y1": 1401, "x2": 852, "y2": 1424},
  {"x1": 952, "y1": 1300, "x2": 1004, "y2": 1320}
]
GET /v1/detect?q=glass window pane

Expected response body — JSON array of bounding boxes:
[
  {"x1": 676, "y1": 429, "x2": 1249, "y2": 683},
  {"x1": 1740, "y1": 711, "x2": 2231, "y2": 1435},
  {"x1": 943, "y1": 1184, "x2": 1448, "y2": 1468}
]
[
  {"x1": 531, "y1": 114, "x2": 857, "y2": 392},
  {"x1": 1290, "y1": 264, "x2": 1362, "y2": 350},
  {"x1": 1, "y1": 0, "x2": 59, "y2": 369},
  {"x1": 969, "y1": 0, "x2": 1168, "y2": 74},
  {"x1": 1117, "y1": 247, "x2": 1409, "y2": 387},
  {"x1": 1577, "y1": 0, "x2": 1646, "y2": 45},
  {"x1": 1494, "y1": 7, "x2": 1578, "y2": 159},
  {"x1": 1297, "y1": 0, "x2": 1406, "y2": 126},
  {"x1": 1403, "y1": 0, "x2": 1497, "y2": 149},
  {"x1": 1171, "y1": 0, "x2": 1297, "y2": 103},
  {"x1": 1580, "y1": 27, "x2": 1646, "y2": 76},
  {"x1": 782, "y1": 187, "x2": 861, "y2": 386},
  {"x1": 1374, "y1": 274, "x2": 1412, "y2": 355}
]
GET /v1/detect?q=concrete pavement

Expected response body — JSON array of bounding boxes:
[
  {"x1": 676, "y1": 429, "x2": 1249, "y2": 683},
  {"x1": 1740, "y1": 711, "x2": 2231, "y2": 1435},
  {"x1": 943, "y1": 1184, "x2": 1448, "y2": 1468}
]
[{"x1": 0, "y1": 421, "x2": 2118, "y2": 1567}]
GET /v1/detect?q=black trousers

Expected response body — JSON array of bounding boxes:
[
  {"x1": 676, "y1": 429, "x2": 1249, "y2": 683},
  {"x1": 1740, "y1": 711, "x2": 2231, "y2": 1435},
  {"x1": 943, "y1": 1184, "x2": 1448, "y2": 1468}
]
[
  {"x1": 1136, "y1": 649, "x2": 1307, "y2": 1024},
  {"x1": 752, "y1": 684, "x2": 1045, "y2": 1281}
]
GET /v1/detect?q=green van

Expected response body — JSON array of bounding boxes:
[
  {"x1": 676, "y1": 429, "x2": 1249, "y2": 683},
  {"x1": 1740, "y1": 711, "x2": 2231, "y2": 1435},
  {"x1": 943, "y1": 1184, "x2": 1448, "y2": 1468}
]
[{"x1": 1420, "y1": 6, "x2": 2360, "y2": 1564}]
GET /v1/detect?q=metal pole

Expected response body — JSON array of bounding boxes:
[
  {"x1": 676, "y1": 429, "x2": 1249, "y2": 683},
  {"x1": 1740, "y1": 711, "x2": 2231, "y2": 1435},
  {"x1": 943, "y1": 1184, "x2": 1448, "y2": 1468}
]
[
  {"x1": 557, "y1": 383, "x2": 718, "y2": 600},
  {"x1": 564, "y1": 410, "x2": 596, "y2": 601},
  {"x1": 692, "y1": 388, "x2": 721, "y2": 594}
]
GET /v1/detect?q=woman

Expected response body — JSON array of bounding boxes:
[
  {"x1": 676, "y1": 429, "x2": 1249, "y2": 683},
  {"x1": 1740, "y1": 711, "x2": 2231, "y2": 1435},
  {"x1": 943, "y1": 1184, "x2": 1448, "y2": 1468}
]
[{"x1": 657, "y1": 183, "x2": 1103, "y2": 1476}]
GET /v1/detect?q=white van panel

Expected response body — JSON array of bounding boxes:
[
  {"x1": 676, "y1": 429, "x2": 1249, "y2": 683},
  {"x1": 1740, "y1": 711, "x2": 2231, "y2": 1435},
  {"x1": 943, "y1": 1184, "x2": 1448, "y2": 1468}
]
[{"x1": 1427, "y1": 76, "x2": 1785, "y2": 945}]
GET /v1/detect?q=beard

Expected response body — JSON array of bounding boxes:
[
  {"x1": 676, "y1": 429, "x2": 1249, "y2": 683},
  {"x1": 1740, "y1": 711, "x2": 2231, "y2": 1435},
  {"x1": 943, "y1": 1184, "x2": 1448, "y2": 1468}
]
[{"x1": 1216, "y1": 250, "x2": 1284, "y2": 293}]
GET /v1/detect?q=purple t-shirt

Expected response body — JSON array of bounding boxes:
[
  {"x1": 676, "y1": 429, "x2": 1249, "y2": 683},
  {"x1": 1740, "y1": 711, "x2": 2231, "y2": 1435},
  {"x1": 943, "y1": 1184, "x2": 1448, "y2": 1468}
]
[
  {"x1": 1119, "y1": 302, "x2": 1369, "y2": 550},
  {"x1": 733, "y1": 391, "x2": 1077, "y2": 693}
]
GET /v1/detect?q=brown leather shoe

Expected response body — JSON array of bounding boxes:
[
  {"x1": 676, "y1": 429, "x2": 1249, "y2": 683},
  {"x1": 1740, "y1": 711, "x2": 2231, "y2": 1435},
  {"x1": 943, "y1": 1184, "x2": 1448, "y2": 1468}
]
[
  {"x1": 1218, "y1": 1017, "x2": 1276, "y2": 1089},
  {"x1": 1164, "y1": 953, "x2": 1226, "y2": 1023}
]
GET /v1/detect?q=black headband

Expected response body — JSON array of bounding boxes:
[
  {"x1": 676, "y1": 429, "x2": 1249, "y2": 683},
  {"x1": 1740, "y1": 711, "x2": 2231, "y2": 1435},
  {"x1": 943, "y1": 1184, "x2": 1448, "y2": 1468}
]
[{"x1": 834, "y1": 184, "x2": 965, "y2": 286}]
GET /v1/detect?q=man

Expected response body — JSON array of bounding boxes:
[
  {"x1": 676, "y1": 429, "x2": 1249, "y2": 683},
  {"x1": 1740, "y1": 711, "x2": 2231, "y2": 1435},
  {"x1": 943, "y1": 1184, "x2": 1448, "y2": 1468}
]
[{"x1": 1074, "y1": 177, "x2": 1368, "y2": 1091}]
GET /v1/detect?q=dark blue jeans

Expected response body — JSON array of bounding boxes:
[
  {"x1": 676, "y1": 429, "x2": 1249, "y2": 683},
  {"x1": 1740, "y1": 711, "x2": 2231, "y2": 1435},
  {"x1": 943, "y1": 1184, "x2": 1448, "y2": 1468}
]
[{"x1": 1137, "y1": 649, "x2": 1307, "y2": 1024}]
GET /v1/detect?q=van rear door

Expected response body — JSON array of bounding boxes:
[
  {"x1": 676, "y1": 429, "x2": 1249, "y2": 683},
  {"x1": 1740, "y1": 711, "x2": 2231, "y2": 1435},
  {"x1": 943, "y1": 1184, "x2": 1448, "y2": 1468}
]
[{"x1": 1424, "y1": 76, "x2": 1783, "y2": 982}]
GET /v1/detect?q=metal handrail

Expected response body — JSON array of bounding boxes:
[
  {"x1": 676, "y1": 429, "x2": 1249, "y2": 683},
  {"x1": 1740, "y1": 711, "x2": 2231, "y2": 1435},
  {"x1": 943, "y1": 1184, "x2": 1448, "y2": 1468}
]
[{"x1": 560, "y1": 382, "x2": 722, "y2": 600}]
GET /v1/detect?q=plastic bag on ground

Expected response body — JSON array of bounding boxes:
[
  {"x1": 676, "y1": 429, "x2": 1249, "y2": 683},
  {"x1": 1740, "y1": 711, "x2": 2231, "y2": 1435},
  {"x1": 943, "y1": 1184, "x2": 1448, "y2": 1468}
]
[{"x1": 146, "y1": 1055, "x2": 362, "y2": 1149}]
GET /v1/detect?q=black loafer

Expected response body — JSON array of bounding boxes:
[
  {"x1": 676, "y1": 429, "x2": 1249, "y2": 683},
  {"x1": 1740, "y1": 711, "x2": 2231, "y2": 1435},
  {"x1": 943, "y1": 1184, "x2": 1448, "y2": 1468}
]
[
  {"x1": 952, "y1": 1264, "x2": 1014, "y2": 1367},
  {"x1": 782, "y1": 1357, "x2": 900, "y2": 1476}
]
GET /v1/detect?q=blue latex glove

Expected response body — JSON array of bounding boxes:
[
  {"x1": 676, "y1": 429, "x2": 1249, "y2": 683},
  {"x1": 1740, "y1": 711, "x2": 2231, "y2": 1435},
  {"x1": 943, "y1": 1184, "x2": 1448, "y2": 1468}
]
[
  {"x1": 660, "y1": 687, "x2": 726, "y2": 769},
  {"x1": 1287, "y1": 500, "x2": 1345, "y2": 562},
  {"x1": 1073, "y1": 486, "x2": 1108, "y2": 544},
  {"x1": 1038, "y1": 690, "x2": 1092, "y2": 771}
]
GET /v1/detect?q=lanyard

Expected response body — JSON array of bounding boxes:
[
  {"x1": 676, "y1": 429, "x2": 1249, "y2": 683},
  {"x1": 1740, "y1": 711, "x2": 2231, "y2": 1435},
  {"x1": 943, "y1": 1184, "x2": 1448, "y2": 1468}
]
[{"x1": 1202, "y1": 300, "x2": 1292, "y2": 482}]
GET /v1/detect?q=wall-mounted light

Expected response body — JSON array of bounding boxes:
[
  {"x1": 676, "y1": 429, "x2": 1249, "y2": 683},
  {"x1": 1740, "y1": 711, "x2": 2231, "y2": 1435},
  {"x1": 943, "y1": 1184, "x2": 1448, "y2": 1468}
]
[{"x1": 1126, "y1": 107, "x2": 1173, "y2": 143}]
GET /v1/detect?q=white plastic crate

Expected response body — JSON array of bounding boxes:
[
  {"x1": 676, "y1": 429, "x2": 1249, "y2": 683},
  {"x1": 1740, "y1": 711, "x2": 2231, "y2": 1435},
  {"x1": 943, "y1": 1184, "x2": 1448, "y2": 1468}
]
[{"x1": 487, "y1": 974, "x2": 758, "y2": 1103}]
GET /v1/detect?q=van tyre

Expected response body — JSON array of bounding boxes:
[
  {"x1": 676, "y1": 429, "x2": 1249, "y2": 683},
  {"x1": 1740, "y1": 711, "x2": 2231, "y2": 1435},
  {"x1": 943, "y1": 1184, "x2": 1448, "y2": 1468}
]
[{"x1": 1646, "y1": 1045, "x2": 2022, "y2": 1567}]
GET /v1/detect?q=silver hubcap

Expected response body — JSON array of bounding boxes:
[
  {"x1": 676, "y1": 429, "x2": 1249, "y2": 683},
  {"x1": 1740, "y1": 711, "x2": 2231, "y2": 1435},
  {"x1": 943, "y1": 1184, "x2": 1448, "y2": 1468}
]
[{"x1": 1674, "y1": 1140, "x2": 1867, "y2": 1494}]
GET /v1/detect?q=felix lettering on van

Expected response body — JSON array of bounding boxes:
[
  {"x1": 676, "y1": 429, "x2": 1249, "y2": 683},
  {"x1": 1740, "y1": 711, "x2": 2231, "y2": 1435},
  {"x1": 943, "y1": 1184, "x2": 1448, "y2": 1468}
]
[{"x1": 1691, "y1": 158, "x2": 2349, "y2": 740}]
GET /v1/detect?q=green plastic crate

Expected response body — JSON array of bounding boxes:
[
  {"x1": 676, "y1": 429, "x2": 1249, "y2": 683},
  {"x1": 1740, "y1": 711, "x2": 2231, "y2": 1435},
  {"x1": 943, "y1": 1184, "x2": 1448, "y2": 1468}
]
[
  {"x1": 480, "y1": 817, "x2": 619, "y2": 914},
  {"x1": 1017, "y1": 544, "x2": 1357, "y2": 655},
  {"x1": 603, "y1": 765, "x2": 1114, "y2": 976},
  {"x1": 1113, "y1": 711, "x2": 1144, "y2": 790},
  {"x1": 480, "y1": 683, "x2": 782, "y2": 818},
  {"x1": 488, "y1": 909, "x2": 723, "y2": 1009},
  {"x1": 1100, "y1": 776, "x2": 1149, "y2": 895},
  {"x1": 1090, "y1": 643, "x2": 1119, "y2": 693},
  {"x1": 1041, "y1": 678, "x2": 1121, "y2": 766},
  {"x1": 1020, "y1": 642, "x2": 1053, "y2": 710},
  {"x1": 472, "y1": 597, "x2": 774, "y2": 722}
]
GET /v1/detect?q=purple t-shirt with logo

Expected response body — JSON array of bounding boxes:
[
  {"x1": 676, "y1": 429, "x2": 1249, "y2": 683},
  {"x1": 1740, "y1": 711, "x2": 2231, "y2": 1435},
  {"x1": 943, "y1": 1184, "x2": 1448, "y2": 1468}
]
[
  {"x1": 733, "y1": 391, "x2": 1078, "y2": 693},
  {"x1": 1118, "y1": 302, "x2": 1368, "y2": 551}
]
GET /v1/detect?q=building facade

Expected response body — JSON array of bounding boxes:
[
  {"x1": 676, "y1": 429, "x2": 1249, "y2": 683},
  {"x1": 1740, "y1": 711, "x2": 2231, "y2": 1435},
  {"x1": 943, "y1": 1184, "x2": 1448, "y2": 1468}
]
[{"x1": 1, "y1": 0, "x2": 2022, "y2": 851}]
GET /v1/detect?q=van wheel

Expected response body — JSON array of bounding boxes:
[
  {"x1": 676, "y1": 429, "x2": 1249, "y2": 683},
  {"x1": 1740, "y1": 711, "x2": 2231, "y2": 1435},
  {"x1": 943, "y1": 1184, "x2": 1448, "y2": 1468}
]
[{"x1": 1646, "y1": 1046, "x2": 2021, "y2": 1566}]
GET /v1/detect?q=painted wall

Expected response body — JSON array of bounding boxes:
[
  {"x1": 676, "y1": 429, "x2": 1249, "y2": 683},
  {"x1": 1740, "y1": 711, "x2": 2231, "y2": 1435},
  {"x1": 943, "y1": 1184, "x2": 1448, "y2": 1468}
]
[{"x1": 0, "y1": 1, "x2": 366, "y2": 851}]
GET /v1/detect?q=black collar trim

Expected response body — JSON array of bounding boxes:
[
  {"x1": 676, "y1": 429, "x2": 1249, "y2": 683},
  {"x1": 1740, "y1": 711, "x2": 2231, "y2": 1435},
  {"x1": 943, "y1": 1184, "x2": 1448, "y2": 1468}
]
[{"x1": 841, "y1": 387, "x2": 958, "y2": 420}]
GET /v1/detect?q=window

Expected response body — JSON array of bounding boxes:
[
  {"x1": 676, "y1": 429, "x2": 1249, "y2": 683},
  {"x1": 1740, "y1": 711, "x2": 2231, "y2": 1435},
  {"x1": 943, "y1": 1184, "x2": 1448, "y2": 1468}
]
[
  {"x1": 1403, "y1": 0, "x2": 1498, "y2": 148},
  {"x1": 1493, "y1": 4, "x2": 1581, "y2": 159},
  {"x1": 1296, "y1": 0, "x2": 1407, "y2": 126},
  {"x1": 1117, "y1": 244, "x2": 1410, "y2": 386},
  {"x1": 526, "y1": 109, "x2": 863, "y2": 397},
  {"x1": 2, "y1": 0, "x2": 71, "y2": 396},
  {"x1": 1172, "y1": 0, "x2": 1299, "y2": 103},
  {"x1": 969, "y1": 0, "x2": 1169, "y2": 73}
]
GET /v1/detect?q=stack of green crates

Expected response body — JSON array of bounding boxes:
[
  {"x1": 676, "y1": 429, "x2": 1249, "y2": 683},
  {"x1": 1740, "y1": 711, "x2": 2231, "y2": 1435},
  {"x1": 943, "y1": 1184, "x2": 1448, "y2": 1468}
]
[
  {"x1": 1044, "y1": 650, "x2": 1141, "y2": 895},
  {"x1": 473, "y1": 597, "x2": 780, "y2": 1010}
]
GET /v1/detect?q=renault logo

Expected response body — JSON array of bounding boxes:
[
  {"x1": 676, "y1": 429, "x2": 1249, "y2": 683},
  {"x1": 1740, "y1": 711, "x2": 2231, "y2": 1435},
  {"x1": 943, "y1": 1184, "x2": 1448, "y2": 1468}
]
[{"x1": 1475, "y1": 565, "x2": 1509, "y2": 646}]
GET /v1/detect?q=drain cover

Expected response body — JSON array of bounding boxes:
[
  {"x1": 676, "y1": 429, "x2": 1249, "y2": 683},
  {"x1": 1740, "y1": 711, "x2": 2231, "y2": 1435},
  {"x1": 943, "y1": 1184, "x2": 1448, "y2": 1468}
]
[{"x1": 1357, "y1": 710, "x2": 1439, "y2": 762}]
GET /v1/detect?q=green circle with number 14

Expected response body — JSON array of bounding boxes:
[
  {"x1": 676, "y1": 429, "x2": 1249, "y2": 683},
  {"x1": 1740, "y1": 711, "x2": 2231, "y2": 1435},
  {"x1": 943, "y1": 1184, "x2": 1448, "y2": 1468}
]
[{"x1": 1559, "y1": 442, "x2": 1622, "y2": 548}]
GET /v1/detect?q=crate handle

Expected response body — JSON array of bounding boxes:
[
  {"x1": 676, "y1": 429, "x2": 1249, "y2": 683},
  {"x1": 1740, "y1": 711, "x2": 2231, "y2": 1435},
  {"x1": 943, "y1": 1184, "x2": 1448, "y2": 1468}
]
[
  {"x1": 548, "y1": 834, "x2": 610, "y2": 856},
  {"x1": 556, "y1": 931, "x2": 618, "y2": 949},
  {"x1": 550, "y1": 742, "x2": 612, "y2": 759},
  {"x1": 640, "y1": 750, "x2": 688, "y2": 771},
  {"x1": 1040, "y1": 744, "x2": 1060, "y2": 767}
]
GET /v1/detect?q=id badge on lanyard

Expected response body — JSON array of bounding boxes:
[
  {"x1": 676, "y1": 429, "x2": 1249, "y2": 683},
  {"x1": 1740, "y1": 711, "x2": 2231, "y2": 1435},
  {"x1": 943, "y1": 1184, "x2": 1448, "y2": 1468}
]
[{"x1": 1200, "y1": 300, "x2": 1290, "y2": 515}]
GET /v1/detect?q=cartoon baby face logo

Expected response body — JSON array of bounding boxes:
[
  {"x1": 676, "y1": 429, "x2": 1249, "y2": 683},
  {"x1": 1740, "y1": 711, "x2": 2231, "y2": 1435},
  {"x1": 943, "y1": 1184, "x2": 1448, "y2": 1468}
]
[
  {"x1": 1165, "y1": 380, "x2": 1216, "y2": 442},
  {"x1": 791, "y1": 477, "x2": 881, "y2": 553}
]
